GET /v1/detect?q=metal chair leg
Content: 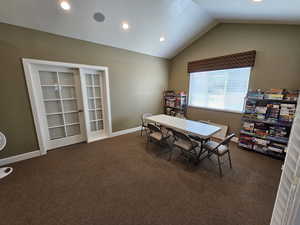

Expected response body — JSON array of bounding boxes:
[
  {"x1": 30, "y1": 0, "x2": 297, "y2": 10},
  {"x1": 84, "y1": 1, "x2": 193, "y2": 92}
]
[
  {"x1": 217, "y1": 155, "x2": 223, "y2": 177},
  {"x1": 167, "y1": 141, "x2": 173, "y2": 161},
  {"x1": 228, "y1": 151, "x2": 232, "y2": 169},
  {"x1": 146, "y1": 135, "x2": 150, "y2": 148},
  {"x1": 140, "y1": 126, "x2": 144, "y2": 136},
  {"x1": 168, "y1": 149, "x2": 173, "y2": 161}
]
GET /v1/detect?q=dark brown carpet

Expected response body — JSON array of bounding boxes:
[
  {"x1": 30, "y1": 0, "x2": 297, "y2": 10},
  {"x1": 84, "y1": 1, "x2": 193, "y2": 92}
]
[{"x1": 0, "y1": 132, "x2": 281, "y2": 225}]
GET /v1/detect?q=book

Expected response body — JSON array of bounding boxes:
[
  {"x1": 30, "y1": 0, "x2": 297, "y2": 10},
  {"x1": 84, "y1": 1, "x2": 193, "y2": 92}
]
[
  {"x1": 284, "y1": 90, "x2": 299, "y2": 101},
  {"x1": 247, "y1": 91, "x2": 264, "y2": 99},
  {"x1": 265, "y1": 89, "x2": 284, "y2": 94},
  {"x1": 242, "y1": 122, "x2": 255, "y2": 132},
  {"x1": 264, "y1": 94, "x2": 284, "y2": 100},
  {"x1": 280, "y1": 104, "x2": 296, "y2": 122},
  {"x1": 269, "y1": 126, "x2": 288, "y2": 137},
  {"x1": 240, "y1": 89, "x2": 298, "y2": 159},
  {"x1": 254, "y1": 138, "x2": 269, "y2": 146}
]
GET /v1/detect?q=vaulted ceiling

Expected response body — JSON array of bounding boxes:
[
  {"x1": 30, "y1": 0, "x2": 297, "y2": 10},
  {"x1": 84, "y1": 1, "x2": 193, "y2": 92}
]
[{"x1": 1, "y1": 0, "x2": 300, "y2": 58}]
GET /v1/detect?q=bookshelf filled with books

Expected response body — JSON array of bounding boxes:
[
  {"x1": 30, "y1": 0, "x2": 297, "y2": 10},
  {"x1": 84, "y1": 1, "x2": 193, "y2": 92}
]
[
  {"x1": 163, "y1": 90, "x2": 187, "y2": 118},
  {"x1": 239, "y1": 89, "x2": 299, "y2": 160}
]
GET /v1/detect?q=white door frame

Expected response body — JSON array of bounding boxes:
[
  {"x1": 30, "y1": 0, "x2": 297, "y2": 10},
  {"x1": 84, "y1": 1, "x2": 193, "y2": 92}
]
[{"x1": 22, "y1": 58, "x2": 112, "y2": 155}]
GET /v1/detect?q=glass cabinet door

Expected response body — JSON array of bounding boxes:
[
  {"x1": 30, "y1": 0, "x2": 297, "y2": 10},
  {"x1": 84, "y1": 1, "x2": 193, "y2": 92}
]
[
  {"x1": 81, "y1": 69, "x2": 106, "y2": 142},
  {"x1": 38, "y1": 67, "x2": 85, "y2": 149},
  {"x1": 23, "y1": 59, "x2": 112, "y2": 154}
]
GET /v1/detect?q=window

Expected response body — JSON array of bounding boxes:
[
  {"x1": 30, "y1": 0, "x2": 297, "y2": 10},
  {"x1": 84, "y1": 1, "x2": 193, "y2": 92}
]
[{"x1": 188, "y1": 67, "x2": 251, "y2": 113}]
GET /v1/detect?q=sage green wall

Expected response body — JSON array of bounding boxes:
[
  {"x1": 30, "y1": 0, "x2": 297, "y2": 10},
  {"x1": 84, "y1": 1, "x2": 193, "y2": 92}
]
[
  {"x1": 0, "y1": 23, "x2": 169, "y2": 158},
  {"x1": 169, "y1": 23, "x2": 300, "y2": 134}
]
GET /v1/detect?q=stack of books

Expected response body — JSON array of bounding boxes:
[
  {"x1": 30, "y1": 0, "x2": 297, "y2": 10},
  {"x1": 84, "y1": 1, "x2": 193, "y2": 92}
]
[
  {"x1": 264, "y1": 89, "x2": 284, "y2": 100},
  {"x1": 284, "y1": 90, "x2": 299, "y2": 101},
  {"x1": 267, "y1": 143, "x2": 286, "y2": 153},
  {"x1": 254, "y1": 122, "x2": 269, "y2": 136},
  {"x1": 280, "y1": 104, "x2": 296, "y2": 122},
  {"x1": 239, "y1": 135, "x2": 254, "y2": 149},
  {"x1": 247, "y1": 91, "x2": 264, "y2": 99},
  {"x1": 255, "y1": 105, "x2": 267, "y2": 120},
  {"x1": 245, "y1": 100, "x2": 256, "y2": 114},
  {"x1": 242, "y1": 121, "x2": 255, "y2": 132},
  {"x1": 253, "y1": 138, "x2": 269, "y2": 153},
  {"x1": 165, "y1": 97, "x2": 176, "y2": 107},
  {"x1": 266, "y1": 104, "x2": 280, "y2": 122},
  {"x1": 239, "y1": 89, "x2": 298, "y2": 159},
  {"x1": 269, "y1": 126, "x2": 288, "y2": 138}
]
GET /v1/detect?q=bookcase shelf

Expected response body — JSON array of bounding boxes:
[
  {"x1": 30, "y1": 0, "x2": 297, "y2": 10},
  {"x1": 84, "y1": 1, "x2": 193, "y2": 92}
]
[
  {"x1": 163, "y1": 90, "x2": 187, "y2": 117},
  {"x1": 240, "y1": 130, "x2": 289, "y2": 144},
  {"x1": 239, "y1": 145, "x2": 286, "y2": 160},
  {"x1": 242, "y1": 117, "x2": 293, "y2": 127},
  {"x1": 247, "y1": 98, "x2": 297, "y2": 104},
  {"x1": 239, "y1": 89, "x2": 298, "y2": 160}
]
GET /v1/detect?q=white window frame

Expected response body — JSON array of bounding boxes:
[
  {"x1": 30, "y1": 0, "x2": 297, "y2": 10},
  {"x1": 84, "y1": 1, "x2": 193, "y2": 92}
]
[
  {"x1": 188, "y1": 67, "x2": 252, "y2": 114},
  {"x1": 22, "y1": 58, "x2": 112, "y2": 155}
]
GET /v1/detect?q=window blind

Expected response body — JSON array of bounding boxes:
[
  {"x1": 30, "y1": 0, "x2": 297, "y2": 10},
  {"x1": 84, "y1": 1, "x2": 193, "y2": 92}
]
[
  {"x1": 188, "y1": 67, "x2": 251, "y2": 112},
  {"x1": 187, "y1": 50, "x2": 256, "y2": 73}
]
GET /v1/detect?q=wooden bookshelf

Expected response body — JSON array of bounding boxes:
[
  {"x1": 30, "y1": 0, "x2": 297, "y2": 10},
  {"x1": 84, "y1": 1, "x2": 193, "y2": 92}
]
[{"x1": 239, "y1": 89, "x2": 299, "y2": 160}]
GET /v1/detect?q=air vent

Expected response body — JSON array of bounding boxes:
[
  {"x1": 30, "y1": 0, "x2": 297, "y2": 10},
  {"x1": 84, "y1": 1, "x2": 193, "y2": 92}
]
[{"x1": 93, "y1": 12, "x2": 105, "y2": 22}]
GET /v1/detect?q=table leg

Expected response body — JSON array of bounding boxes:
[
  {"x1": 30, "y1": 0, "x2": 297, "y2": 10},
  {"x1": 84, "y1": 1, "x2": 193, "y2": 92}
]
[{"x1": 196, "y1": 140, "x2": 209, "y2": 163}]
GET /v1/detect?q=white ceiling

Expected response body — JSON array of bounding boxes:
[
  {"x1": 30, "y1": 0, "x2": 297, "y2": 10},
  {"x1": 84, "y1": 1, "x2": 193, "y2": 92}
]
[
  {"x1": 193, "y1": 0, "x2": 300, "y2": 23},
  {"x1": 0, "y1": 0, "x2": 300, "y2": 59}
]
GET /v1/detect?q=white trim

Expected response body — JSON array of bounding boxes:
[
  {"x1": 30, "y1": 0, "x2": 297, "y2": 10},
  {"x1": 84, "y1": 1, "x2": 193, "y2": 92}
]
[
  {"x1": 0, "y1": 151, "x2": 41, "y2": 166},
  {"x1": 188, "y1": 105, "x2": 243, "y2": 114},
  {"x1": 111, "y1": 126, "x2": 142, "y2": 137},
  {"x1": 22, "y1": 60, "x2": 48, "y2": 155},
  {"x1": 103, "y1": 68, "x2": 112, "y2": 137},
  {"x1": 80, "y1": 68, "x2": 112, "y2": 143},
  {"x1": 88, "y1": 135, "x2": 110, "y2": 143},
  {"x1": 187, "y1": 67, "x2": 252, "y2": 115},
  {"x1": 22, "y1": 58, "x2": 112, "y2": 154},
  {"x1": 22, "y1": 58, "x2": 108, "y2": 71},
  {"x1": 0, "y1": 127, "x2": 141, "y2": 165},
  {"x1": 0, "y1": 167, "x2": 13, "y2": 179}
]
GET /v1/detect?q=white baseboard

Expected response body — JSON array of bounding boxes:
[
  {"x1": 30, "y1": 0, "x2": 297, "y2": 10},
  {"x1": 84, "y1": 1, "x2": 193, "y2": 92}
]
[
  {"x1": 0, "y1": 150, "x2": 41, "y2": 166},
  {"x1": 87, "y1": 136, "x2": 110, "y2": 143},
  {"x1": 0, "y1": 128, "x2": 237, "y2": 166},
  {"x1": 111, "y1": 126, "x2": 142, "y2": 137},
  {"x1": 0, "y1": 127, "x2": 142, "y2": 166}
]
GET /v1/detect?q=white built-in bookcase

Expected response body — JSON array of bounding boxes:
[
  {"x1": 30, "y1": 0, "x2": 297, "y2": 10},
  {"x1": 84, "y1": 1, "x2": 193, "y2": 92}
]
[{"x1": 270, "y1": 97, "x2": 300, "y2": 225}]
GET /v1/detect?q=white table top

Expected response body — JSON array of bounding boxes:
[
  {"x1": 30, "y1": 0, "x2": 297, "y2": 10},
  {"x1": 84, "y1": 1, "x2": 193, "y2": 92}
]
[{"x1": 146, "y1": 114, "x2": 221, "y2": 138}]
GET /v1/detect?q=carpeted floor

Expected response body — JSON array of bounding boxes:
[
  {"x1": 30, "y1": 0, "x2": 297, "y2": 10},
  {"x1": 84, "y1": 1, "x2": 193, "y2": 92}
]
[{"x1": 0, "y1": 132, "x2": 282, "y2": 225}]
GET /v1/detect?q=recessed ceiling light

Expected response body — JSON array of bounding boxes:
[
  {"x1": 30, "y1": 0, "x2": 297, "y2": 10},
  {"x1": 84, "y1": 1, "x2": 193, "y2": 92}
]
[
  {"x1": 60, "y1": 1, "x2": 71, "y2": 10},
  {"x1": 122, "y1": 22, "x2": 130, "y2": 30},
  {"x1": 252, "y1": 0, "x2": 263, "y2": 2},
  {"x1": 160, "y1": 37, "x2": 165, "y2": 42}
]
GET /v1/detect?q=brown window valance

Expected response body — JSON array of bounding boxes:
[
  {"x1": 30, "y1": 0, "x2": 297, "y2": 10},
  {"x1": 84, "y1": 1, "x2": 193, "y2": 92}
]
[{"x1": 187, "y1": 50, "x2": 256, "y2": 73}]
